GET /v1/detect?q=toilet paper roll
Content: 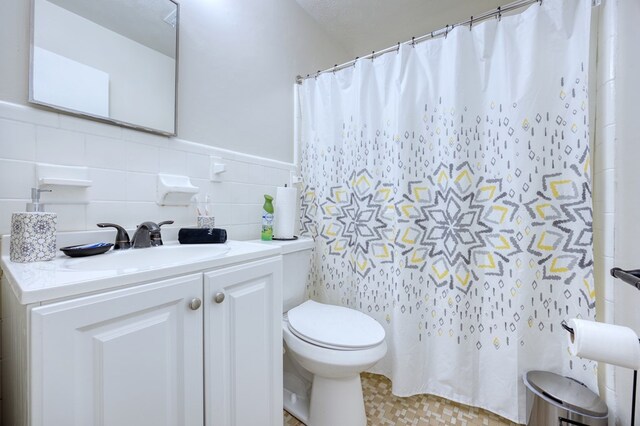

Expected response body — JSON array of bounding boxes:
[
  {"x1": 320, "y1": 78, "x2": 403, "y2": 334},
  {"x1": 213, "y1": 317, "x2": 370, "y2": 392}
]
[
  {"x1": 567, "y1": 318, "x2": 640, "y2": 370},
  {"x1": 274, "y1": 186, "x2": 297, "y2": 239}
]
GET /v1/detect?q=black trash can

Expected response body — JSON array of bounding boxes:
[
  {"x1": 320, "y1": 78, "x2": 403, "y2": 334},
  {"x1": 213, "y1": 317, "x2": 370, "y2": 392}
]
[{"x1": 523, "y1": 370, "x2": 608, "y2": 426}]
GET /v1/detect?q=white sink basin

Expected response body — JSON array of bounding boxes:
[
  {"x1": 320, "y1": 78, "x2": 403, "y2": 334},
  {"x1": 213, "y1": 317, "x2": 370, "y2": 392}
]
[{"x1": 61, "y1": 244, "x2": 231, "y2": 272}]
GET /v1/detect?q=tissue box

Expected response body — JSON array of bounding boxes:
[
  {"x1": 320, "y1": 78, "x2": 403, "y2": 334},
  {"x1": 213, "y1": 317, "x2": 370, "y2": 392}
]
[{"x1": 10, "y1": 212, "x2": 57, "y2": 262}]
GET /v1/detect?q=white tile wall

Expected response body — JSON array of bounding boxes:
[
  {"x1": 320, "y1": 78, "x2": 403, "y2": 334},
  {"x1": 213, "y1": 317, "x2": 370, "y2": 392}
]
[
  {"x1": 591, "y1": 1, "x2": 618, "y2": 423},
  {"x1": 0, "y1": 101, "x2": 297, "y2": 241}
]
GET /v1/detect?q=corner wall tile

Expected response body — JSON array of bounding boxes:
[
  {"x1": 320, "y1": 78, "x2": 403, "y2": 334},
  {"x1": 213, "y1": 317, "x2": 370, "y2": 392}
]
[{"x1": 596, "y1": 80, "x2": 616, "y2": 128}]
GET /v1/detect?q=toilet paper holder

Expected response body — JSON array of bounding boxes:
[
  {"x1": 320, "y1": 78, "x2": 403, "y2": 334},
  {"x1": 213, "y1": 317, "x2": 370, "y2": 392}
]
[
  {"x1": 562, "y1": 265, "x2": 640, "y2": 426},
  {"x1": 610, "y1": 267, "x2": 640, "y2": 290},
  {"x1": 560, "y1": 320, "x2": 640, "y2": 343}
]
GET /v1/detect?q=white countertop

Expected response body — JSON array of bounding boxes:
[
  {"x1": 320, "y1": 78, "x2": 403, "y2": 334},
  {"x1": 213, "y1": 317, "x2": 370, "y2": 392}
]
[{"x1": 0, "y1": 231, "x2": 282, "y2": 305}]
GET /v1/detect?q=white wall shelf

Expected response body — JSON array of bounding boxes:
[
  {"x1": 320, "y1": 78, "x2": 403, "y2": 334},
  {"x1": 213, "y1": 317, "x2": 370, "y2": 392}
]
[
  {"x1": 157, "y1": 173, "x2": 199, "y2": 206},
  {"x1": 36, "y1": 163, "x2": 93, "y2": 188}
]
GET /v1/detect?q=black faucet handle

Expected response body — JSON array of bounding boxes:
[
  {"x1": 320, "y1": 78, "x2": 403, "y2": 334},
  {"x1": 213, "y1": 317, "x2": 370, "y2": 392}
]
[
  {"x1": 150, "y1": 220, "x2": 174, "y2": 246},
  {"x1": 97, "y1": 223, "x2": 131, "y2": 250}
]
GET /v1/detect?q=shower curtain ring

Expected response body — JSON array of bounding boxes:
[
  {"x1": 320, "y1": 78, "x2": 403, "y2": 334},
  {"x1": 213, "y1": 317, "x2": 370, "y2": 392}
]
[
  {"x1": 315, "y1": 70, "x2": 320, "y2": 80},
  {"x1": 371, "y1": 51, "x2": 375, "y2": 62},
  {"x1": 353, "y1": 57, "x2": 359, "y2": 68},
  {"x1": 333, "y1": 64, "x2": 337, "y2": 74},
  {"x1": 469, "y1": 16, "x2": 473, "y2": 30},
  {"x1": 411, "y1": 37, "x2": 416, "y2": 48},
  {"x1": 396, "y1": 42, "x2": 401, "y2": 53},
  {"x1": 497, "y1": 7, "x2": 502, "y2": 21},
  {"x1": 445, "y1": 25, "x2": 449, "y2": 39}
]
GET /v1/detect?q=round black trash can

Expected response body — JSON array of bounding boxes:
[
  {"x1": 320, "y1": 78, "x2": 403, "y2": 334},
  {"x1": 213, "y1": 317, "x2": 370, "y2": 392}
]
[{"x1": 523, "y1": 370, "x2": 608, "y2": 426}]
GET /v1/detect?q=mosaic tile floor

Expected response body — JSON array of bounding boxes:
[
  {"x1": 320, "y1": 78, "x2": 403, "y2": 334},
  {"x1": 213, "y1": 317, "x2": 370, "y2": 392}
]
[{"x1": 283, "y1": 373, "x2": 520, "y2": 425}]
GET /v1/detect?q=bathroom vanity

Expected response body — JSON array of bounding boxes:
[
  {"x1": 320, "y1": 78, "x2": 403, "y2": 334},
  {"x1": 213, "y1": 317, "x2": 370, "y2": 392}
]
[{"x1": 0, "y1": 233, "x2": 283, "y2": 426}]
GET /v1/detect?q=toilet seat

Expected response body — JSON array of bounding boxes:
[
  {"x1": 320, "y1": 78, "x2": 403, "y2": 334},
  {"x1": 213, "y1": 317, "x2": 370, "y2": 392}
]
[{"x1": 287, "y1": 300, "x2": 385, "y2": 351}]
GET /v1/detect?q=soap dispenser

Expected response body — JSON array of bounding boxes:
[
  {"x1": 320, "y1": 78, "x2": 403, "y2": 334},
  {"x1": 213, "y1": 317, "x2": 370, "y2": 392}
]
[{"x1": 10, "y1": 188, "x2": 58, "y2": 263}]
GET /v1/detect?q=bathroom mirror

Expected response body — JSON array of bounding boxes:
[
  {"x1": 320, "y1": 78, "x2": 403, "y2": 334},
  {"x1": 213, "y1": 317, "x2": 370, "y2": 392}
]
[{"x1": 29, "y1": 0, "x2": 179, "y2": 136}]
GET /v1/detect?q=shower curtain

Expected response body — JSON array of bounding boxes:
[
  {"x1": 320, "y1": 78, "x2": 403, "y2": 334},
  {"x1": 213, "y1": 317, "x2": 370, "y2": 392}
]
[{"x1": 297, "y1": 0, "x2": 594, "y2": 422}]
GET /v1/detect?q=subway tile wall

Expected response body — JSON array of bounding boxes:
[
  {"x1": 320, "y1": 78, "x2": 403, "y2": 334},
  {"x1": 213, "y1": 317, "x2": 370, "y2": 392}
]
[
  {"x1": 0, "y1": 101, "x2": 297, "y2": 241},
  {"x1": 592, "y1": 0, "x2": 617, "y2": 422},
  {"x1": 0, "y1": 100, "x2": 297, "y2": 423}
]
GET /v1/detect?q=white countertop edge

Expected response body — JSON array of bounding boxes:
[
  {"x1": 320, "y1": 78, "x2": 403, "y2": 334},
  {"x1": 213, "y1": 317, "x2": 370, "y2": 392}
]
[{"x1": 1, "y1": 235, "x2": 285, "y2": 305}]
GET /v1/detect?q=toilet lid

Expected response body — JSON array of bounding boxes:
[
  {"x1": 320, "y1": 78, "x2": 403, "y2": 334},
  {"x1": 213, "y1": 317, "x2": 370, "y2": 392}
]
[{"x1": 287, "y1": 300, "x2": 385, "y2": 350}]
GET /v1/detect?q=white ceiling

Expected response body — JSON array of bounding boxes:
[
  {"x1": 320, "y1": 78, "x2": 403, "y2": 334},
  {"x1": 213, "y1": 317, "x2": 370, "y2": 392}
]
[
  {"x1": 295, "y1": 0, "x2": 514, "y2": 57},
  {"x1": 48, "y1": 0, "x2": 177, "y2": 58}
]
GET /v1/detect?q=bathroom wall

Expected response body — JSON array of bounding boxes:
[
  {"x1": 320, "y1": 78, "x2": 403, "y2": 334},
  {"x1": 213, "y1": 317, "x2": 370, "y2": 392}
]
[
  {"x1": 0, "y1": 3, "x2": 348, "y2": 421},
  {"x1": 0, "y1": 100, "x2": 297, "y2": 240},
  {"x1": 592, "y1": 0, "x2": 617, "y2": 421},
  {"x1": 610, "y1": 0, "x2": 640, "y2": 424},
  {"x1": 0, "y1": 0, "x2": 350, "y2": 163},
  {"x1": 593, "y1": 0, "x2": 640, "y2": 424},
  {"x1": 0, "y1": 0, "x2": 348, "y2": 239}
]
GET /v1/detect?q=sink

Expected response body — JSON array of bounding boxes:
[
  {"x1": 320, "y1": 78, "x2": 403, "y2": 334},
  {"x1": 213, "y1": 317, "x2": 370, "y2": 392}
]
[{"x1": 61, "y1": 243, "x2": 231, "y2": 272}]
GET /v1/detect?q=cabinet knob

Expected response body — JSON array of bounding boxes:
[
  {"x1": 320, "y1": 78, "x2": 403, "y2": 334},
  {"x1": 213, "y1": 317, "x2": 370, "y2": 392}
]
[
  {"x1": 213, "y1": 292, "x2": 225, "y2": 304},
  {"x1": 189, "y1": 298, "x2": 202, "y2": 310}
]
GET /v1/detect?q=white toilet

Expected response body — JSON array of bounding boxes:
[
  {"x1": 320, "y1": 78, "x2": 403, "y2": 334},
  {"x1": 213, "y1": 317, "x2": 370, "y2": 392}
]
[{"x1": 270, "y1": 237, "x2": 387, "y2": 426}]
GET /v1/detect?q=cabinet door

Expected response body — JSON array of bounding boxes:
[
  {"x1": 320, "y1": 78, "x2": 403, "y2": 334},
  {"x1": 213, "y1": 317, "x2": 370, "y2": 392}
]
[
  {"x1": 204, "y1": 257, "x2": 283, "y2": 426},
  {"x1": 30, "y1": 274, "x2": 204, "y2": 426}
]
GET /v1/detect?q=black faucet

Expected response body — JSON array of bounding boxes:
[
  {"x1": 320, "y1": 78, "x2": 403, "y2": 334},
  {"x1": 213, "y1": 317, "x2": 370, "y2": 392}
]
[
  {"x1": 97, "y1": 223, "x2": 131, "y2": 250},
  {"x1": 131, "y1": 220, "x2": 174, "y2": 248},
  {"x1": 97, "y1": 221, "x2": 174, "y2": 249}
]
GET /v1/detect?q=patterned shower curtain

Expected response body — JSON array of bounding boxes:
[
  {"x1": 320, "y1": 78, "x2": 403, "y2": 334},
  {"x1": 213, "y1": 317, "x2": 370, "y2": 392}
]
[{"x1": 297, "y1": 0, "x2": 594, "y2": 422}]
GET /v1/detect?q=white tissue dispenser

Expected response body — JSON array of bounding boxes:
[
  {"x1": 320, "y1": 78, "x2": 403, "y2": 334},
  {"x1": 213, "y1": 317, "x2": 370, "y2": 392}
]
[{"x1": 9, "y1": 188, "x2": 57, "y2": 263}]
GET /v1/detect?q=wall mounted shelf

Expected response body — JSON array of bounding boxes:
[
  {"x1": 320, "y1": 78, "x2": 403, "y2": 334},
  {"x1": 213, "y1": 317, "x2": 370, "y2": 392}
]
[
  {"x1": 36, "y1": 163, "x2": 93, "y2": 188},
  {"x1": 157, "y1": 174, "x2": 199, "y2": 206}
]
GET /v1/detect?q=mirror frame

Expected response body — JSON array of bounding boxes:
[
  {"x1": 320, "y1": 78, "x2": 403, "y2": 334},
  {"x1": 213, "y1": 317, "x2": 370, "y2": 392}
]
[{"x1": 28, "y1": 0, "x2": 180, "y2": 136}]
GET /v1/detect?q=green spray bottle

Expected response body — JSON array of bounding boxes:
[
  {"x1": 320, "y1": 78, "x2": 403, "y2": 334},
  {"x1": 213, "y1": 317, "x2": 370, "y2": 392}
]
[{"x1": 261, "y1": 194, "x2": 274, "y2": 241}]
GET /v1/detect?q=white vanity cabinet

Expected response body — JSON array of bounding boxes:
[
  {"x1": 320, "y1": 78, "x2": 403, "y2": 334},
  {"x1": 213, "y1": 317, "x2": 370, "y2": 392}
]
[
  {"x1": 204, "y1": 257, "x2": 283, "y2": 426},
  {"x1": 30, "y1": 274, "x2": 204, "y2": 426},
  {"x1": 0, "y1": 244, "x2": 283, "y2": 426}
]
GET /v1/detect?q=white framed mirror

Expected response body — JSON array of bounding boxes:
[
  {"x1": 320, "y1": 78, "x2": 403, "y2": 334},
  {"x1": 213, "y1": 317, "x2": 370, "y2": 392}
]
[{"x1": 30, "y1": 0, "x2": 179, "y2": 136}]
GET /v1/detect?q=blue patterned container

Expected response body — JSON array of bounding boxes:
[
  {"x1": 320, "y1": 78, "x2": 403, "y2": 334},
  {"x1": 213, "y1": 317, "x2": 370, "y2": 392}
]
[{"x1": 10, "y1": 212, "x2": 57, "y2": 263}]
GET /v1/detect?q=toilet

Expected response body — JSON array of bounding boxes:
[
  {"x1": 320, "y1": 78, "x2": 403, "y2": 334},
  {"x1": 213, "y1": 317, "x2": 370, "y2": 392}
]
[{"x1": 269, "y1": 237, "x2": 387, "y2": 426}]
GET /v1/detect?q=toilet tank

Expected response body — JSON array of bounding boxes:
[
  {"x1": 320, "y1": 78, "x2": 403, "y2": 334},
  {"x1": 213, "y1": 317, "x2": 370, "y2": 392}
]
[{"x1": 259, "y1": 237, "x2": 314, "y2": 312}]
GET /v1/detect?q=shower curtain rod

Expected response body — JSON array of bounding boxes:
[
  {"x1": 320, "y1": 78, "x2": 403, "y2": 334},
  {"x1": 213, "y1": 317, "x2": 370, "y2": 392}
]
[{"x1": 295, "y1": 0, "x2": 540, "y2": 84}]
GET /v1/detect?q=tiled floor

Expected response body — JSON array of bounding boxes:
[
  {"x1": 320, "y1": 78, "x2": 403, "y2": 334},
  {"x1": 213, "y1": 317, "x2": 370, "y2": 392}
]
[{"x1": 283, "y1": 373, "x2": 519, "y2": 425}]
